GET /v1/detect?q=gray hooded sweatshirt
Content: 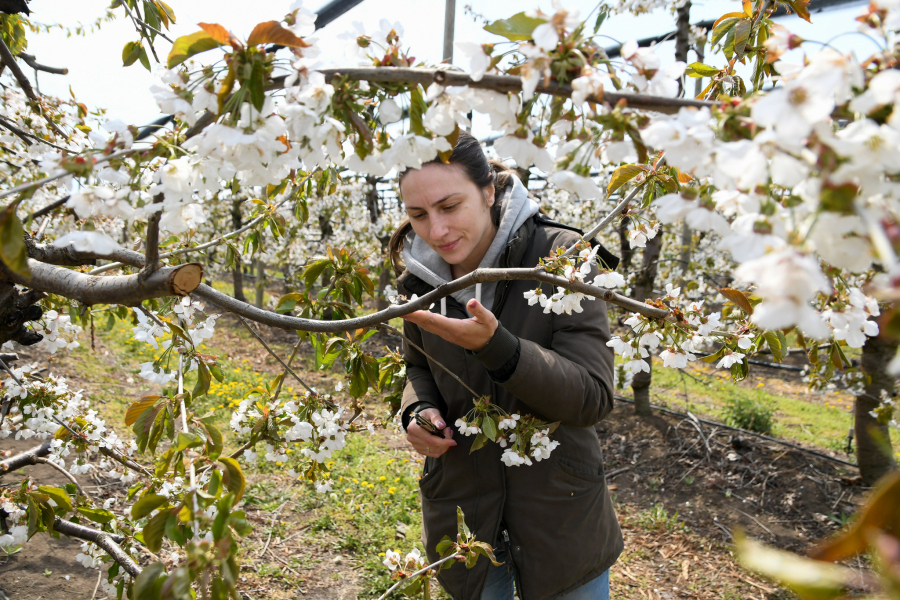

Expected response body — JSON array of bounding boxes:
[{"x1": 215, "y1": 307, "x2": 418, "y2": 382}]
[{"x1": 401, "y1": 175, "x2": 539, "y2": 313}]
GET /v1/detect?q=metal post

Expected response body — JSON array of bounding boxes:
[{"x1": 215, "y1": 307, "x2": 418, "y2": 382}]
[{"x1": 443, "y1": 0, "x2": 456, "y2": 63}]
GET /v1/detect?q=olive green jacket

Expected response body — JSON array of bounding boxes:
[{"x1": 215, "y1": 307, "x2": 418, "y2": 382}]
[{"x1": 398, "y1": 215, "x2": 623, "y2": 600}]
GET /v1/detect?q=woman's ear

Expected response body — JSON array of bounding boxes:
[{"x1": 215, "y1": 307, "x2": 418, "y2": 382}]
[{"x1": 484, "y1": 183, "x2": 496, "y2": 208}]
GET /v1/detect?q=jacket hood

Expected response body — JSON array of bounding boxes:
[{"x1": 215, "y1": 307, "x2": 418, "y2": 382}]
[{"x1": 401, "y1": 175, "x2": 539, "y2": 312}]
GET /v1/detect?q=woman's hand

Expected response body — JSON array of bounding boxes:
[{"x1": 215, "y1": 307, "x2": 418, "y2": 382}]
[
  {"x1": 407, "y1": 408, "x2": 457, "y2": 458},
  {"x1": 401, "y1": 299, "x2": 498, "y2": 352}
]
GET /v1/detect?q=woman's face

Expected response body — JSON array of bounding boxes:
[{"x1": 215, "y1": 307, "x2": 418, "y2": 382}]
[{"x1": 400, "y1": 163, "x2": 496, "y2": 271}]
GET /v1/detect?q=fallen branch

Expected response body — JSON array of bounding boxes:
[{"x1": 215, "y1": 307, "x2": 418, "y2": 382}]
[{"x1": 0, "y1": 259, "x2": 202, "y2": 306}]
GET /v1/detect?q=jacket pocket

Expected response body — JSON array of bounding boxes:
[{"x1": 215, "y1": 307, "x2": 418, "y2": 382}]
[
  {"x1": 418, "y1": 456, "x2": 445, "y2": 499},
  {"x1": 555, "y1": 456, "x2": 606, "y2": 485}
]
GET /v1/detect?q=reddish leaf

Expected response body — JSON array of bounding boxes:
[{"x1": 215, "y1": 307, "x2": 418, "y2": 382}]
[
  {"x1": 199, "y1": 22, "x2": 236, "y2": 46},
  {"x1": 719, "y1": 287, "x2": 754, "y2": 315},
  {"x1": 246, "y1": 21, "x2": 311, "y2": 48}
]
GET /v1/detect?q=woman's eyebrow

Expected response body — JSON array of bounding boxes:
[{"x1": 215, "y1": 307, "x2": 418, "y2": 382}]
[{"x1": 429, "y1": 193, "x2": 460, "y2": 207}]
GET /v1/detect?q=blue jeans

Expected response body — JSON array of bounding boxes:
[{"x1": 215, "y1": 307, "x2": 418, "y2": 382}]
[{"x1": 480, "y1": 546, "x2": 610, "y2": 600}]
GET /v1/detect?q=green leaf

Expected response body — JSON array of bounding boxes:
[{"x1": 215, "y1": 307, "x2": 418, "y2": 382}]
[
  {"x1": 36, "y1": 486, "x2": 72, "y2": 513},
  {"x1": 276, "y1": 292, "x2": 303, "y2": 314},
  {"x1": 456, "y1": 506, "x2": 471, "y2": 542},
  {"x1": 0, "y1": 201, "x2": 30, "y2": 277},
  {"x1": 701, "y1": 347, "x2": 727, "y2": 364},
  {"x1": 138, "y1": 45, "x2": 151, "y2": 71},
  {"x1": 469, "y1": 432, "x2": 489, "y2": 454},
  {"x1": 593, "y1": 7, "x2": 608, "y2": 33},
  {"x1": 482, "y1": 416, "x2": 498, "y2": 442},
  {"x1": 167, "y1": 30, "x2": 223, "y2": 69},
  {"x1": 131, "y1": 493, "x2": 169, "y2": 519},
  {"x1": 435, "y1": 536, "x2": 455, "y2": 556},
  {"x1": 200, "y1": 418, "x2": 224, "y2": 460},
  {"x1": 607, "y1": 164, "x2": 645, "y2": 196},
  {"x1": 193, "y1": 360, "x2": 211, "y2": 398},
  {"x1": 218, "y1": 457, "x2": 246, "y2": 502},
  {"x1": 133, "y1": 562, "x2": 167, "y2": 600},
  {"x1": 734, "y1": 19, "x2": 752, "y2": 58},
  {"x1": 173, "y1": 431, "x2": 203, "y2": 453},
  {"x1": 122, "y1": 40, "x2": 143, "y2": 66},
  {"x1": 143, "y1": 511, "x2": 169, "y2": 553},
  {"x1": 302, "y1": 258, "x2": 330, "y2": 288},
  {"x1": 762, "y1": 331, "x2": 785, "y2": 362},
  {"x1": 409, "y1": 85, "x2": 427, "y2": 137},
  {"x1": 76, "y1": 507, "x2": 116, "y2": 524},
  {"x1": 484, "y1": 11, "x2": 546, "y2": 41},
  {"x1": 711, "y1": 17, "x2": 739, "y2": 48},
  {"x1": 686, "y1": 62, "x2": 720, "y2": 77}
]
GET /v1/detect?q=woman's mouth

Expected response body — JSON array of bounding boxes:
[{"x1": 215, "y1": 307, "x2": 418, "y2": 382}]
[{"x1": 437, "y1": 239, "x2": 460, "y2": 253}]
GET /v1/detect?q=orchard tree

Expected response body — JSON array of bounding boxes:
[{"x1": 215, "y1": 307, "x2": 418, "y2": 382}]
[{"x1": 1, "y1": 0, "x2": 900, "y2": 597}]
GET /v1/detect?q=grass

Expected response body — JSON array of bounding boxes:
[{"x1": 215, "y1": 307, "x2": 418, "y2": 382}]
[{"x1": 647, "y1": 361, "x2": 900, "y2": 457}]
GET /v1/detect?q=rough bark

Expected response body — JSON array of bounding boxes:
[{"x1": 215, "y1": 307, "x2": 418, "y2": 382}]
[
  {"x1": 679, "y1": 222, "x2": 692, "y2": 278},
  {"x1": 1, "y1": 259, "x2": 202, "y2": 306},
  {"x1": 856, "y1": 330, "x2": 899, "y2": 485},
  {"x1": 617, "y1": 218, "x2": 635, "y2": 273},
  {"x1": 254, "y1": 259, "x2": 266, "y2": 309},
  {"x1": 0, "y1": 439, "x2": 52, "y2": 473},
  {"x1": 53, "y1": 518, "x2": 142, "y2": 576},
  {"x1": 231, "y1": 198, "x2": 246, "y2": 302},
  {"x1": 630, "y1": 232, "x2": 664, "y2": 416},
  {"x1": 0, "y1": 281, "x2": 44, "y2": 346},
  {"x1": 675, "y1": 1, "x2": 693, "y2": 93}
]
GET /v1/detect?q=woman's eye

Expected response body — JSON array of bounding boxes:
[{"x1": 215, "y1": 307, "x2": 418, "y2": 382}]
[
  {"x1": 444, "y1": 204, "x2": 458, "y2": 212},
  {"x1": 410, "y1": 213, "x2": 426, "y2": 220}
]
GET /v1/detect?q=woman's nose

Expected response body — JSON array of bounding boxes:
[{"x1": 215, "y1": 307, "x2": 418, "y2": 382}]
[{"x1": 430, "y1": 215, "x2": 449, "y2": 240}]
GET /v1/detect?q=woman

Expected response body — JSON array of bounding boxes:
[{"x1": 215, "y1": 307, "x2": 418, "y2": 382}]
[{"x1": 392, "y1": 131, "x2": 622, "y2": 600}]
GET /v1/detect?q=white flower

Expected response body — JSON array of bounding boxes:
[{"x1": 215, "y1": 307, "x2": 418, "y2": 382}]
[
  {"x1": 315, "y1": 480, "x2": 334, "y2": 494},
  {"x1": 493, "y1": 132, "x2": 553, "y2": 171},
  {"x1": 456, "y1": 42, "x2": 492, "y2": 81},
  {"x1": 716, "y1": 351, "x2": 745, "y2": 369},
  {"x1": 734, "y1": 250, "x2": 831, "y2": 338},
  {"x1": 737, "y1": 334, "x2": 754, "y2": 350},
  {"x1": 548, "y1": 170, "x2": 602, "y2": 199},
  {"x1": 379, "y1": 98, "x2": 402, "y2": 124},
  {"x1": 383, "y1": 549, "x2": 401, "y2": 571},
  {"x1": 660, "y1": 348, "x2": 696, "y2": 369}
]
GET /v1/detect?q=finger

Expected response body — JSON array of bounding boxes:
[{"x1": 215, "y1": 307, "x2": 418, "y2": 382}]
[
  {"x1": 442, "y1": 427, "x2": 453, "y2": 440},
  {"x1": 466, "y1": 299, "x2": 496, "y2": 325}
]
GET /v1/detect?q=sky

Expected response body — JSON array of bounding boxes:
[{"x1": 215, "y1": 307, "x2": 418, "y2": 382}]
[{"x1": 19, "y1": 0, "x2": 871, "y2": 129}]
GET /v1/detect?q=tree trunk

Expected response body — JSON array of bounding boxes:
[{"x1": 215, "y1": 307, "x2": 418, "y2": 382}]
[
  {"x1": 630, "y1": 232, "x2": 664, "y2": 416},
  {"x1": 856, "y1": 330, "x2": 898, "y2": 485},
  {"x1": 231, "y1": 199, "x2": 246, "y2": 302},
  {"x1": 675, "y1": 1, "x2": 692, "y2": 96},
  {"x1": 376, "y1": 266, "x2": 392, "y2": 311},
  {"x1": 617, "y1": 218, "x2": 635, "y2": 273},
  {"x1": 679, "y1": 222, "x2": 692, "y2": 279},
  {"x1": 254, "y1": 259, "x2": 266, "y2": 309}
]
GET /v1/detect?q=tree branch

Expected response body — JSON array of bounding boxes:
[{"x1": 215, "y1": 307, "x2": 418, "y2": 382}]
[
  {"x1": 275, "y1": 67, "x2": 717, "y2": 115},
  {"x1": 88, "y1": 194, "x2": 296, "y2": 276},
  {"x1": 140, "y1": 194, "x2": 165, "y2": 280},
  {"x1": 194, "y1": 266, "x2": 668, "y2": 332},
  {"x1": 0, "y1": 149, "x2": 139, "y2": 202},
  {"x1": 34, "y1": 457, "x2": 92, "y2": 501},
  {"x1": 18, "y1": 53, "x2": 68, "y2": 76},
  {"x1": 0, "y1": 35, "x2": 36, "y2": 102},
  {"x1": 0, "y1": 439, "x2": 51, "y2": 474},
  {"x1": 53, "y1": 518, "x2": 142, "y2": 577},
  {"x1": 0, "y1": 259, "x2": 202, "y2": 306}
]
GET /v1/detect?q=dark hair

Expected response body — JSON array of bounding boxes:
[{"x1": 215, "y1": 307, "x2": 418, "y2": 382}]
[{"x1": 388, "y1": 130, "x2": 517, "y2": 275}]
